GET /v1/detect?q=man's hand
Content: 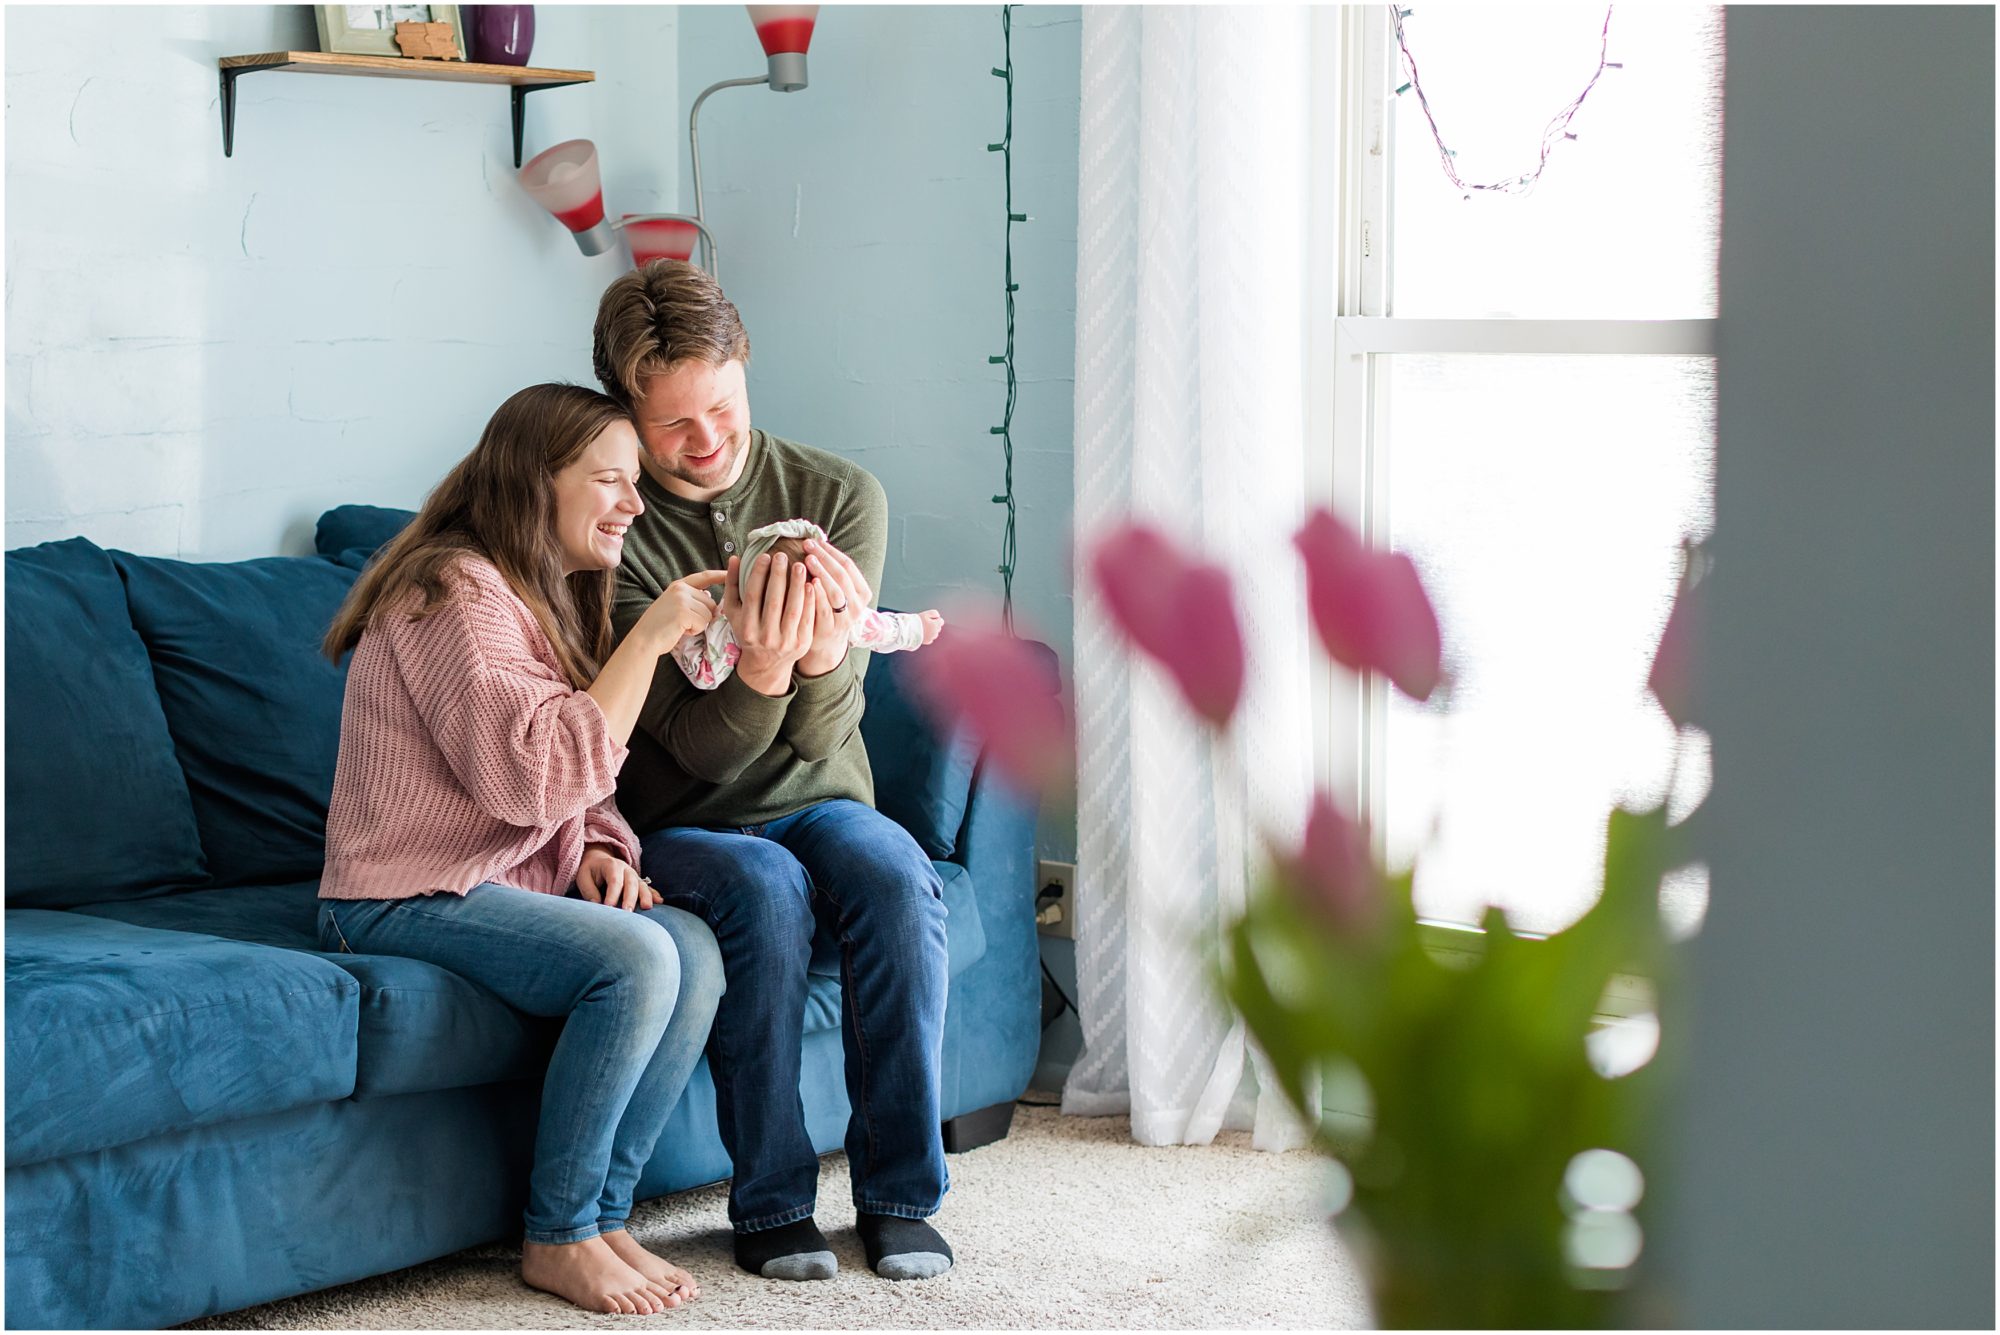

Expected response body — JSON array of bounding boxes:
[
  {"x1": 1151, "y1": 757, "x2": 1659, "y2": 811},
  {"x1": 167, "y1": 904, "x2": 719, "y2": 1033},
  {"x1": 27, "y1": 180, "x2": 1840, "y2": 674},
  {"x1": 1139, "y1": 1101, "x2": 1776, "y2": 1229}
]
[
  {"x1": 719, "y1": 551, "x2": 817, "y2": 695},
  {"x1": 796, "y1": 536, "x2": 874, "y2": 677},
  {"x1": 577, "y1": 844, "x2": 660, "y2": 912}
]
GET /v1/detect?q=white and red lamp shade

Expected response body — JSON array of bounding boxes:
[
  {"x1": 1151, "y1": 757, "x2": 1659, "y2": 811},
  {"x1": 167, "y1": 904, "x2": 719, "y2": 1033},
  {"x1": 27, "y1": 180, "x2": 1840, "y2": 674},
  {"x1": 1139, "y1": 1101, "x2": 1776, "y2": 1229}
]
[
  {"x1": 623, "y1": 216, "x2": 701, "y2": 267},
  {"x1": 747, "y1": 5, "x2": 817, "y2": 90},
  {"x1": 518, "y1": 139, "x2": 616, "y2": 256}
]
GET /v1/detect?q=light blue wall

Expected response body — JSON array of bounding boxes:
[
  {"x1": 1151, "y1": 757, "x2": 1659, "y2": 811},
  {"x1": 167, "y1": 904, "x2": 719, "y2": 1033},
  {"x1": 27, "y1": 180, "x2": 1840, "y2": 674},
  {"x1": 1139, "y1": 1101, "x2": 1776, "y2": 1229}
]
[
  {"x1": 5, "y1": 4, "x2": 679, "y2": 559},
  {"x1": 677, "y1": 4, "x2": 1083, "y2": 1087},
  {"x1": 673, "y1": 3, "x2": 1079, "y2": 693}
]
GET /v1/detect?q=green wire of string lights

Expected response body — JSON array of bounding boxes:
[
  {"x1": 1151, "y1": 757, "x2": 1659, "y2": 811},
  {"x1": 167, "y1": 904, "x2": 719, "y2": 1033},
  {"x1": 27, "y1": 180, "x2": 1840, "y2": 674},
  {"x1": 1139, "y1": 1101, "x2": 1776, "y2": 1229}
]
[{"x1": 986, "y1": 4, "x2": 1022, "y2": 635}]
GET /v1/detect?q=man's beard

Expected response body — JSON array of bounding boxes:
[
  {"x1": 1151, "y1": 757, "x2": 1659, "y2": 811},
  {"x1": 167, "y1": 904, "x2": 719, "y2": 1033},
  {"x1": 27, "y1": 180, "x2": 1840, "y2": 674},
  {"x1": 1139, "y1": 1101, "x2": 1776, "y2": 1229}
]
[{"x1": 669, "y1": 433, "x2": 742, "y2": 485}]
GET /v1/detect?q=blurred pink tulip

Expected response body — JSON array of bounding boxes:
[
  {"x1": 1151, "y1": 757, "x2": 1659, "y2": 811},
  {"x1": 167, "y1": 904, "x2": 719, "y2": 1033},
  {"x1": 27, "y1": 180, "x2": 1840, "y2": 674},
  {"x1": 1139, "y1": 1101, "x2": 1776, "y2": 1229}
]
[
  {"x1": 1649, "y1": 578, "x2": 1699, "y2": 728},
  {"x1": 1293, "y1": 508, "x2": 1443, "y2": 703},
  {"x1": 1280, "y1": 790, "x2": 1383, "y2": 935},
  {"x1": 1089, "y1": 523, "x2": 1246, "y2": 728},
  {"x1": 910, "y1": 624, "x2": 1073, "y2": 795}
]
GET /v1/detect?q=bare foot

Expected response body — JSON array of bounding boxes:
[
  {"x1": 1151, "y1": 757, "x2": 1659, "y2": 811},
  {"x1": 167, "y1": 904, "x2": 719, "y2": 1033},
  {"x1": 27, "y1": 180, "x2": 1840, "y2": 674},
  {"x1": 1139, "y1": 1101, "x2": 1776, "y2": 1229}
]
[
  {"x1": 521, "y1": 1236, "x2": 669, "y2": 1315},
  {"x1": 602, "y1": 1229, "x2": 702, "y2": 1303}
]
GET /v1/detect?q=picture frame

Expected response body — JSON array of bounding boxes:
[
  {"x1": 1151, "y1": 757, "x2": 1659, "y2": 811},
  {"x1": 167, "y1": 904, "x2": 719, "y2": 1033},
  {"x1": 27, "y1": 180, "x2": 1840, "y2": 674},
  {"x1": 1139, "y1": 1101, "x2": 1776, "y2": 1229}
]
[{"x1": 313, "y1": 5, "x2": 466, "y2": 59}]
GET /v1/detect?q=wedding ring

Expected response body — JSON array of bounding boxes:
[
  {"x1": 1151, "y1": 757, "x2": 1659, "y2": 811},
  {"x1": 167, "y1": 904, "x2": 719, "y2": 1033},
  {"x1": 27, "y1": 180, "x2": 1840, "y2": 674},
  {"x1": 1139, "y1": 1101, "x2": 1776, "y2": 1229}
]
[{"x1": 831, "y1": 602, "x2": 848, "y2": 613}]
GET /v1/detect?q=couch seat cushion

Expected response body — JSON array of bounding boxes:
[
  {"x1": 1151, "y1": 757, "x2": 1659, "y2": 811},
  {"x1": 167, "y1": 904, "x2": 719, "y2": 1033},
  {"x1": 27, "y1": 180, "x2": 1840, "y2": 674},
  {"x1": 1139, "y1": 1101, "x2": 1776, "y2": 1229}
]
[
  {"x1": 72, "y1": 884, "x2": 560, "y2": 1100},
  {"x1": 111, "y1": 553, "x2": 358, "y2": 887},
  {"x1": 72, "y1": 862, "x2": 985, "y2": 1103},
  {"x1": 4, "y1": 538, "x2": 210, "y2": 907},
  {"x1": 3, "y1": 910, "x2": 358, "y2": 1167}
]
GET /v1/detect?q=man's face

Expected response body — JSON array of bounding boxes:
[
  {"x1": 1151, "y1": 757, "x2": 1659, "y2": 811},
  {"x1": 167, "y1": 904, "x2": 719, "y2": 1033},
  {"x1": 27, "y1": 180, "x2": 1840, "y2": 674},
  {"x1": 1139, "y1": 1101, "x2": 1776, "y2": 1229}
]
[{"x1": 631, "y1": 358, "x2": 751, "y2": 500}]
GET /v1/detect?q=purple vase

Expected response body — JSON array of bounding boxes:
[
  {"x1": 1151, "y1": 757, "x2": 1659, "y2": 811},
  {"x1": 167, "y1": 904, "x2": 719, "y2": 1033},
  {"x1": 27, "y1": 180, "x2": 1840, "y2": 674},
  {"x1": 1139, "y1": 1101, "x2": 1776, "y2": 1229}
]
[{"x1": 469, "y1": 5, "x2": 535, "y2": 66}]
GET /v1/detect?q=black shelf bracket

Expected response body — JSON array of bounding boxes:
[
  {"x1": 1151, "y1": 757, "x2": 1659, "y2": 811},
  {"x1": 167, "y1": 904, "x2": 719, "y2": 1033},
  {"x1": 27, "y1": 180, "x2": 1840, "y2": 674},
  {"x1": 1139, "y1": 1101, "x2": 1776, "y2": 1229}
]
[
  {"x1": 511, "y1": 79, "x2": 591, "y2": 167},
  {"x1": 219, "y1": 61, "x2": 294, "y2": 158}
]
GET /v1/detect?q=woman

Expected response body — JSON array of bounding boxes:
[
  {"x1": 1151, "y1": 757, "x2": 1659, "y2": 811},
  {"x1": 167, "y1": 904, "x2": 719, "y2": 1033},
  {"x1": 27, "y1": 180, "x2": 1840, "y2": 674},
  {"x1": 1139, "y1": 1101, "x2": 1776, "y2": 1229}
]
[{"x1": 319, "y1": 383, "x2": 727, "y2": 1316}]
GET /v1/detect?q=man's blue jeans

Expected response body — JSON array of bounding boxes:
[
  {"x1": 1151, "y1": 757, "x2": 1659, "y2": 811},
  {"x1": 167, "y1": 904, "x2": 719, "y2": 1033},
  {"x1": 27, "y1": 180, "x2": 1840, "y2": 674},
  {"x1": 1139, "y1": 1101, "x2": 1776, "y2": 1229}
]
[
  {"x1": 317, "y1": 884, "x2": 724, "y2": 1245},
  {"x1": 638, "y1": 798, "x2": 950, "y2": 1232}
]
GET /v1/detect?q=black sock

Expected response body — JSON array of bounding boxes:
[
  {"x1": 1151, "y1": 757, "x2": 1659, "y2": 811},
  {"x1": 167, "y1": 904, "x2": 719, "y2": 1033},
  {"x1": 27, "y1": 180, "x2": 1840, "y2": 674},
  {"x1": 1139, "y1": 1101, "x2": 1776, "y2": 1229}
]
[
  {"x1": 733, "y1": 1218, "x2": 837, "y2": 1280},
  {"x1": 857, "y1": 1213, "x2": 954, "y2": 1280}
]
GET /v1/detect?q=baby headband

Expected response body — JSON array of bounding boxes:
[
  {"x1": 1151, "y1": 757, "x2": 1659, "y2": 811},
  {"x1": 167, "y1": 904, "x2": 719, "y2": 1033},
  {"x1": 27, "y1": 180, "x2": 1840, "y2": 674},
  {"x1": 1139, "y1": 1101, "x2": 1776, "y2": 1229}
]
[{"x1": 738, "y1": 518, "x2": 830, "y2": 598}]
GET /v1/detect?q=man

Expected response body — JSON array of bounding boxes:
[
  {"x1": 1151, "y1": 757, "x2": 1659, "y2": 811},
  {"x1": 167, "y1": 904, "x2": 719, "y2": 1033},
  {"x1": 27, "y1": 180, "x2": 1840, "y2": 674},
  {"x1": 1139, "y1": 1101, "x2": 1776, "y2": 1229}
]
[{"x1": 592, "y1": 261, "x2": 954, "y2": 1283}]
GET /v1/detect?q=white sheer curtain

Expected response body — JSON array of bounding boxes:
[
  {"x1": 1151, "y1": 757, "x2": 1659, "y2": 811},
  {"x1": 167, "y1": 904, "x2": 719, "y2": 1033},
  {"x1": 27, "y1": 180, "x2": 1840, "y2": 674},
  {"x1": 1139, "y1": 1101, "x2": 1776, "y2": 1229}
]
[{"x1": 1064, "y1": 5, "x2": 1317, "y2": 1151}]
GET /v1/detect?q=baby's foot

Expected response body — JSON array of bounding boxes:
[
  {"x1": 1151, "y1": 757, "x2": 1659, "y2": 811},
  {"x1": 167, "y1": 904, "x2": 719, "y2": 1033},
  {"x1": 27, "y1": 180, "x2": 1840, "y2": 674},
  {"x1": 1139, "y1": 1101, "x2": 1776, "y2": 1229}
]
[
  {"x1": 521, "y1": 1236, "x2": 669, "y2": 1315},
  {"x1": 602, "y1": 1228, "x2": 701, "y2": 1304}
]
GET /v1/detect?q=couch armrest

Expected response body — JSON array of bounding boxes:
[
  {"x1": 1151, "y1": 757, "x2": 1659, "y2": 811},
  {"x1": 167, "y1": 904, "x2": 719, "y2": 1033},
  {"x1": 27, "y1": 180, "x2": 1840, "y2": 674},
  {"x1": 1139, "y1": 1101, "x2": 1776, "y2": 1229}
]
[{"x1": 937, "y1": 754, "x2": 1046, "y2": 1118}]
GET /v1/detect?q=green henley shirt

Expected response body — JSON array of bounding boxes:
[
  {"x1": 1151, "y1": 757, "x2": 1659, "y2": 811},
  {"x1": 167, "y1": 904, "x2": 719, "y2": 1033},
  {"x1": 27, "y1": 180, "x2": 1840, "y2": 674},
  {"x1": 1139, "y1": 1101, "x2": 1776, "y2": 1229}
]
[{"x1": 610, "y1": 428, "x2": 888, "y2": 835}]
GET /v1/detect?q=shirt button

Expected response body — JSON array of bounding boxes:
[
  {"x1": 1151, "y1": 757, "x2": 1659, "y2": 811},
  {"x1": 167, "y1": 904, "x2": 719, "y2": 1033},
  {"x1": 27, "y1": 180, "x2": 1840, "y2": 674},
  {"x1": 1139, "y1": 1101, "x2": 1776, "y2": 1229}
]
[
  {"x1": 723, "y1": 541, "x2": 736, "y2": 553},
  {"x1": 713, "y1": 510, "x2": 727, "y2": 524}
]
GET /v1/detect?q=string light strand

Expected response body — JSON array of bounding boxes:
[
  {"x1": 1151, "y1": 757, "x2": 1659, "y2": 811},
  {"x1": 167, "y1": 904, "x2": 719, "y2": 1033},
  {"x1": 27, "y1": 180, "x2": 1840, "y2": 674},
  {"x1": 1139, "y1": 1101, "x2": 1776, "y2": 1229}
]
[
  {"x1": 1392, "y1": 4, "x2": 1618, "y2": 197},
  {"x1": 987, "y1": 4, "x2": 1021, "y2": 633}
]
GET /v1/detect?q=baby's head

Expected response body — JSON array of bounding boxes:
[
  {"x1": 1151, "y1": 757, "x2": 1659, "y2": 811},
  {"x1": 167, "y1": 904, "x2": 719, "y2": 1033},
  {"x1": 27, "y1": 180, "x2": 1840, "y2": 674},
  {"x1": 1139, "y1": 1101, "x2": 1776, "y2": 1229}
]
[
  {"x1": 765, "y1": 535, "x2": 812, "y2": 568},
  {"x1": 737, "y1": 520, "x2": 828, "y2": 600}
]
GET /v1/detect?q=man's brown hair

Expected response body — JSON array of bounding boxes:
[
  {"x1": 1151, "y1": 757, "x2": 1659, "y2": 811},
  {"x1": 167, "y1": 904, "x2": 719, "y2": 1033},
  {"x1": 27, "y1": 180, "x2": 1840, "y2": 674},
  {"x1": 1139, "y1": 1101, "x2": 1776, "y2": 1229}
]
[{"x1": 591, "y1": 259, "x2": 751, "y2": 410}]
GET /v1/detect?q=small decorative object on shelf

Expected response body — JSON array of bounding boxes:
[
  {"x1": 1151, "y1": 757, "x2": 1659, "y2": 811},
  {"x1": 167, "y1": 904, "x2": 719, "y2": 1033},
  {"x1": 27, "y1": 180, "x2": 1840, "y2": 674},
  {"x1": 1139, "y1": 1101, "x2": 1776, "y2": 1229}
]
[
  {"x1": 315, "y1": 5, "x2": 465, "y2": 59},
  {"x1": 469, "y1": 5, "x2": 536, "y2": 66},
  {"x1": 395, "y1": 21, "x2": 461, "y2": 60}
]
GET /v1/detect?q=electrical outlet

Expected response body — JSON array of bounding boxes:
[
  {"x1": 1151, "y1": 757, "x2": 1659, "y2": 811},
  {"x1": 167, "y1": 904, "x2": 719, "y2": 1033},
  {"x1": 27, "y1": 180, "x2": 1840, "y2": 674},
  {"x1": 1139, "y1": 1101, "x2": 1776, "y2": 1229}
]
[{"x1": 1036, "y1": 860, "x2": 1077, "y2": 940}]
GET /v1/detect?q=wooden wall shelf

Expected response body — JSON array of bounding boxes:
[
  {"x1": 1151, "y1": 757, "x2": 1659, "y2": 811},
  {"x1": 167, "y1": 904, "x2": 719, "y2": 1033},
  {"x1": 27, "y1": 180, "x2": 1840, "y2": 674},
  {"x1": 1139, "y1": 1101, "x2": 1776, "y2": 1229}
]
[{"x1": 217, "y1": 51, "x2": 595, "y2": 166}]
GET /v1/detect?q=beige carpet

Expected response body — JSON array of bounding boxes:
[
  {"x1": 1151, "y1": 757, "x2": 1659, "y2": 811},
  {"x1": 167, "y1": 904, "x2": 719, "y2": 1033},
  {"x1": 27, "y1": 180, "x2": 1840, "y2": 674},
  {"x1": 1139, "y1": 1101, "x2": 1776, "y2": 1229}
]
[{"x1": 180, "y1": 1099, "x2": 1373, "y2": 1329}]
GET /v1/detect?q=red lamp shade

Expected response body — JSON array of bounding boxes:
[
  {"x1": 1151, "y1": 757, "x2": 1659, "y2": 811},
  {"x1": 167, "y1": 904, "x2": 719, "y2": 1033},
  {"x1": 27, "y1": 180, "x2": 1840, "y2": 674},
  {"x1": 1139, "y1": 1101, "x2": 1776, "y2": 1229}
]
[
  {"x1": 746, "y1": 5, "x2": 816, "y2": 90},
  {"x1": 520, "y1": 139, "x2": 616, "y2": 256},
  {"x1": 624, "y1": 215, "x2": 701, "y2": 269}
]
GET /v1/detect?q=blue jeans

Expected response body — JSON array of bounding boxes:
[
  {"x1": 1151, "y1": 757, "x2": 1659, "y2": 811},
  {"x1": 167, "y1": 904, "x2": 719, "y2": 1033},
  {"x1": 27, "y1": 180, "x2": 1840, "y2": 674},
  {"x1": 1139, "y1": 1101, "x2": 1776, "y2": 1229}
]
[
  {"x1": 316, "y1": 883, "x2": 724, "y2": 1245},
  {"x1": 638, "y1": 798, "x2": 950, "y2": 1232}
]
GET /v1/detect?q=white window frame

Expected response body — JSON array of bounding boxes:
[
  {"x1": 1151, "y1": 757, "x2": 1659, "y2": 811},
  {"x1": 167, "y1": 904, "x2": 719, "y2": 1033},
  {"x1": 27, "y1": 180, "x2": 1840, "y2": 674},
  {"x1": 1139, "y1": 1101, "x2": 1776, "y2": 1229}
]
[{"x1": 1308, "y1": 5, "x2": 1716, "y2": 947}]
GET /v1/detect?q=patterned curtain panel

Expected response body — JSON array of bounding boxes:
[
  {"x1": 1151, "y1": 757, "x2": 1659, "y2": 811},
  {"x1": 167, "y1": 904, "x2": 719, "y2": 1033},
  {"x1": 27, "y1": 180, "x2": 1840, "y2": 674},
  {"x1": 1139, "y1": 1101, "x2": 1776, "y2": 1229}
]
[{"x1": 1065, "y1": 4, "x2": 1317, "y2": 1150}]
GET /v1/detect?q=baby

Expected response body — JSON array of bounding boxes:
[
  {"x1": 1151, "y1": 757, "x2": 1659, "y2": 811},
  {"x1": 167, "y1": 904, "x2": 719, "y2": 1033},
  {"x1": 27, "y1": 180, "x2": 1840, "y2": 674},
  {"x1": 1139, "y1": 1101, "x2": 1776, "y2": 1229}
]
[{"x1": 671, "y1": 518, "x2": 945, "y2": 690}]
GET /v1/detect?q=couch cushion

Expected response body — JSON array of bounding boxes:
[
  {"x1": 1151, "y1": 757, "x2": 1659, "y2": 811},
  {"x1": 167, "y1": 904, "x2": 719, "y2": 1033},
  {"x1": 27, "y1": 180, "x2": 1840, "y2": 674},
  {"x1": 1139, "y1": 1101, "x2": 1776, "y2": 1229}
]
[
  {"x1": 315, "y1": 504, "x2": 414, "y2": 563},
  {"x1": 3, "y1": 910, "x2": 358, "y2": 1167},
  {"x1": 860, "y1": 636, "x2": 980, "y2": 859},
  {"x1": 76, "y1": 863, "x2": 985, "y2": 1103},
  {"x1": 111, "y1": 553, "x2": 359, "y2": 887},
  {"x1": 4, "y1": 539, "x2": 211, "y2": 907},
  {"x1": 72, "y1": 884, "x2": 560, "y2": 1100}
]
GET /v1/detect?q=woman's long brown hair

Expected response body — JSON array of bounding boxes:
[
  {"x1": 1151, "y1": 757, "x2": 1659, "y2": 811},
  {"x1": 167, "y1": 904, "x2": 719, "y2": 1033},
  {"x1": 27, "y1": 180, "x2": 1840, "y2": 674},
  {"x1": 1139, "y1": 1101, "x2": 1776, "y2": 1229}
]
[{"x1": 323, "y1": 383, "x2": 632, "y2": 688}]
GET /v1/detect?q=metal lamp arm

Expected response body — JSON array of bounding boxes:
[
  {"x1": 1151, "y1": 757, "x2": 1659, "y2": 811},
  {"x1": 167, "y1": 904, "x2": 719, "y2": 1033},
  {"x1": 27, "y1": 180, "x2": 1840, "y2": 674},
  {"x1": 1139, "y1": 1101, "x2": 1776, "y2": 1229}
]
[{"x1": 687, "y1": 73, "x2": 769, "y2": 271}]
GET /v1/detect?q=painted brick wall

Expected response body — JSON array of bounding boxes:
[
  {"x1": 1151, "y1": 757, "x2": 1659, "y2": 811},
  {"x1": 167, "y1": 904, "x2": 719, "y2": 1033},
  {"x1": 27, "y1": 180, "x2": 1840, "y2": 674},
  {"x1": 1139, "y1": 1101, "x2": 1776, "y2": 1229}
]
[{"x1": 5, "y1": 4, "x2": 679, "y2": 559}]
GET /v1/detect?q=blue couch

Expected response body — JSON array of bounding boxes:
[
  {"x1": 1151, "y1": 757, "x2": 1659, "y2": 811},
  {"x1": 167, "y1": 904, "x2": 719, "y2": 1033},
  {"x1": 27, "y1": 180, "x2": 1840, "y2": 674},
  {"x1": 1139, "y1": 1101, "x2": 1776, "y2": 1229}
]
[{"x1": 3, "y1": 507, "x2": 1045, "y2": 1330}]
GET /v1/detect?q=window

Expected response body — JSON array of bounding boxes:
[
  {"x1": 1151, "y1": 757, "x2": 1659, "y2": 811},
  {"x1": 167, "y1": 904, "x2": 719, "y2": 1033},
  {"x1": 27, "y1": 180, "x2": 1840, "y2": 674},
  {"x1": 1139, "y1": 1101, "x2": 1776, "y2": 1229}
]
[{"x1": 1317, "y1": 6, "x2": 1723, "y2": 934}]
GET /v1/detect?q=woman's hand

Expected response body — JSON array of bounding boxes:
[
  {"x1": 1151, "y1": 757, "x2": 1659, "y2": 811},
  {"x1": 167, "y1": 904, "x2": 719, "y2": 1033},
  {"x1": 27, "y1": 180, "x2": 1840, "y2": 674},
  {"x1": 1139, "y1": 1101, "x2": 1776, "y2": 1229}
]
[
  {"x1": 634, "y1": 570, "x2": 728, "y2": 654},
  {"x1": 576, "y1": 844, "x2": 660, "y2": 912},
  {"x1": 797, "y1": 537, "x2": 873, "y2": 677}
]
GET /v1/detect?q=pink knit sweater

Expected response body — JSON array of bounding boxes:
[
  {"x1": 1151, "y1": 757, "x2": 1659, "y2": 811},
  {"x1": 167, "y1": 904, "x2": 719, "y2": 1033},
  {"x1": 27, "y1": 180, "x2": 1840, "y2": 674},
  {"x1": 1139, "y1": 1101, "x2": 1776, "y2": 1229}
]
[{"x1": 320, "y1": 555, "x2": 641, "y2": 901}]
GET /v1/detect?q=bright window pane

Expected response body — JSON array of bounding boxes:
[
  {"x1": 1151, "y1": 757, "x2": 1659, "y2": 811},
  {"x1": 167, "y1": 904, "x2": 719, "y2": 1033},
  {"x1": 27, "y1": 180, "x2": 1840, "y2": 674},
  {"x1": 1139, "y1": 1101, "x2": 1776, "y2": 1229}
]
[
  {"x1": 1390, "y1": 6, "x2": 1724, "y2": 319},
  {"x1": 1383, "y1": 355, "x2": 1715, "y2": 933}
]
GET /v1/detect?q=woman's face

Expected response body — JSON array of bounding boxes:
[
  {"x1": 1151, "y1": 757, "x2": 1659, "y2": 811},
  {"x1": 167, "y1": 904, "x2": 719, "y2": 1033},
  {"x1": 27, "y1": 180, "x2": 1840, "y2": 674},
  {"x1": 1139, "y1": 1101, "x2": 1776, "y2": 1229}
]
[{"x1": 552, "y1": 419, "x2": 645, "y2": 574}]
